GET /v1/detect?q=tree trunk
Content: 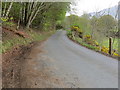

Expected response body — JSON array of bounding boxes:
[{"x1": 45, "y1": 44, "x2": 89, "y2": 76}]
[
  {"x1": 21, "y1": 3, "x2": 26, "y2": 25},
  {"x1": 17, "y1": 2, "x2": 22, "y2": 29},
  {"x1": 2, "y1": 2, "x2": 7, "y2": 17},
  {"x1": 26, "y1": 2, "x2": 52, "y2": 29},
  {"x1": 30, "y1": 3, "x2": 45, "y2": 24},
  {"x1": 26, "y1": 2, "x2": 44, "y2": 28},
  {"x1": 5, "y1": 1, "x2": 14, "y2": 18}
]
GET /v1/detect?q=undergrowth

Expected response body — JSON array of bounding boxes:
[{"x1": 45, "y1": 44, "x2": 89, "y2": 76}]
[{"x1": 1, "y1": 30, "x2": 54, "y2": 54}]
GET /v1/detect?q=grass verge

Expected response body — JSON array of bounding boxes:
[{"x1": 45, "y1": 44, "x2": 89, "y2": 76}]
[
  {"x1": 2, "y1": 30, "x2": 55, "y2": 54},
  {"x1": 68, "y1": 35, "x2": 119, "y2": 59}
]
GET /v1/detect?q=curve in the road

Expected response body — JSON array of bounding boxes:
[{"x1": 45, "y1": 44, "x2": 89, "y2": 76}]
[{"x1": 42, "y1": 30, "x2": 118, "y2": 88}]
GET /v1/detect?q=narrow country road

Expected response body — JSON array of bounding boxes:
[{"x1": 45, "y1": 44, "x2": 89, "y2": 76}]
[{"x1": 21, "y1": 30, "x2": 118, "y2": 88}]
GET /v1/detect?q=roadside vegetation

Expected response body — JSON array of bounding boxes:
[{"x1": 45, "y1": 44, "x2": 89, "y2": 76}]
[
  {"x1": 1, "y1": 1, "x2": 119, "y2": 57},
  {"x1": 2, "y1": 29, "x2": 54, "y2": 53},
  {"x1": 1, "y1": 2, "x2": 70, "y2": 88},
  {"x1": 63, "y1": 14, "x2": 119, "y2": 58},
  {"x1": 1, "y1": 2, "x2": 70, "y2": 54}
]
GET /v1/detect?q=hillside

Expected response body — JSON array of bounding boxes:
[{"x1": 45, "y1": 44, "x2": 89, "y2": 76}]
[{"x1": 89, "y1": 5, "x2": 118, "y2": 18}]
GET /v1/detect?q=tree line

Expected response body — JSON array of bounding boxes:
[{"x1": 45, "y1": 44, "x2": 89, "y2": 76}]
[
  {"x1": 1, "y1": 1, "x2": 70, "y2": 30},
  {"x1": 63, "y1": 13, "x2": 118, "y2": 45}
]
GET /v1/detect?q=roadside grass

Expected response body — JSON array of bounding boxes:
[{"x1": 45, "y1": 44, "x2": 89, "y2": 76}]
[
  {"x1": 1, "y1": 30, "x2": 55, "y2": 54},
  {"x1": 72, "y1": 34, "x2": 119, "y2": 52},
  {"x1": 101, "y1": 38, "x2": 118, "y2": 51},
  {"x1": 75, "y1": 37, "x2": 99, "y2": 51},
  {"x1": 68, "y1": 34, "x2": 119, "y2": 57}
]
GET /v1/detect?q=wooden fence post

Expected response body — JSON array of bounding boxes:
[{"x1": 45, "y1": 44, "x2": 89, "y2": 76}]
[{"x1": 109, "y1": 37, "x2": 112, "y2": 55}]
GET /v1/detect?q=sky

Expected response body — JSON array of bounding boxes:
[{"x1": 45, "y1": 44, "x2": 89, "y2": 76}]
[{"x1": 66, "y1": 0, "x2": 120, "y2": 16}]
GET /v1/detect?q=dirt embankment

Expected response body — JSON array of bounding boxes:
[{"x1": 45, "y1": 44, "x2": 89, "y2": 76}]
[
  {"x1": 2, "y1": 42, "x2": 35, "y2": 88},
  {"x1": 2, "y1": 26, "x2": 36, "y2": 88},
  {"x1": 2, "y1": 26, "x2": 55, "y2": 88}
]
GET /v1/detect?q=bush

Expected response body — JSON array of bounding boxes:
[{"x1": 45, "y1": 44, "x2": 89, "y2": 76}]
[
  {"x1": 84, "y1": 35, "x2": 92, "y2": 44},
  {"x1": 56, "y1": 25, "x2": 63, "y2": 30},
  {"x1": 84, "y1": 35, "x2": 91, "y2": 40},
  {"x1": 67, "y1": 30, "x2": 72, "y2": 35},
  {"x1": 71, "y1": 26, "x2": 82, "y2": 33},
  {"x1": 94, "y1": 40, "x2": 99, "y2": 46},
  {"x1": 1, "y1": 17, "x2": 15, "y2": 26},
  {"x1": 70, "y1": 26, "x2": 83, "y2": 38},
  {"x1": 84, "y1": 35, "x2": 99, "y2": 46},
  {"x1": 112, "y1": 52, "x2": 120, "y2": 57},
  {"x1": 101, "y1": 46, "x2": 109, "y2": 54}
]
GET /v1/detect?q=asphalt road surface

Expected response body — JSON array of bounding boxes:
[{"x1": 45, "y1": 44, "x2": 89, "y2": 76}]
[{"x1": 21, "y1": 30, "x2": 118, "y2": 88}]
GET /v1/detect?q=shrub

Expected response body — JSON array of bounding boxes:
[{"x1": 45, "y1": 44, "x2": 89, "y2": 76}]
[
  {"x1": 71, "y1": 26, "x2": 82, "y2": 33},
  {"x1": 0, "y1": 17, "x2": 15, "y2": 26},
  {"x1": 94, "y1": 41, "x2": 99, "y2": 46},
  {"x1": 67, "y1": 30, "x2": 72, "y2": 35},
  {"x1": 84, "y1": 35, "x2": 92, "y2": 44},
  {"x1": 84, "y1": 35, "x2": 99, "y2": 46},
  {"x1": 112, "y1": 52, "x2": 120, "y2": 57},
  {"x1": 67, "y1": 30, "x2": 72, "y2": 38},
  {"x1": 0, "y1": 17, "x2": 9, "y2": 22},
  {"x1": 92, "y1": 40, "x2": 99, "y2": 46},
  {"x1": 71, "y1": 26, "x2": 83, "y2": 38},
  {"x1": 101, "y1": 46, "x2": 109, "y2": 54},
  {"x1": 96, "y1": 46, "x2": 100, "y2": 51},
  {"x1": 84, "y1": 35, "x2": 91, "y2": 40}
]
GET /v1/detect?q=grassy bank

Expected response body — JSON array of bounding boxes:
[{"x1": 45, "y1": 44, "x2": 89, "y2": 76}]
[
  {"x1": 101, "y1": 38, "x2": 118, "y2": 51},
  {"x1": 67, "y1": 29, "x2": 119, "y2": 58},
  {"x1": 2, "y1": 29, "x2": 55, "y2": 54}
]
